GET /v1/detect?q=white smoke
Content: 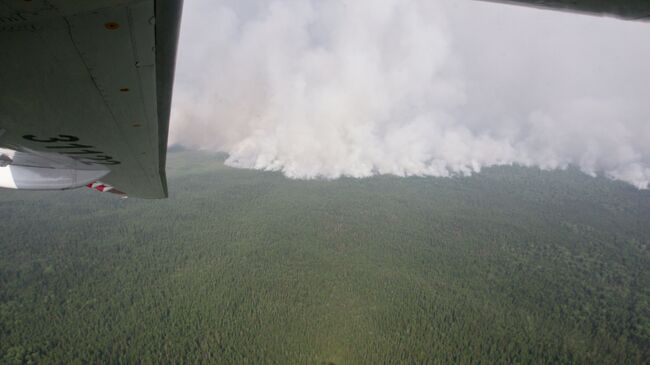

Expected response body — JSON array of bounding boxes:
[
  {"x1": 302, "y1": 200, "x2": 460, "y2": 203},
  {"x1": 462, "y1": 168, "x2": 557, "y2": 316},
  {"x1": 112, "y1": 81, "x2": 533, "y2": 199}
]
[{"x1": 170, "y1": 0, "x2": 650, "y2": 188}]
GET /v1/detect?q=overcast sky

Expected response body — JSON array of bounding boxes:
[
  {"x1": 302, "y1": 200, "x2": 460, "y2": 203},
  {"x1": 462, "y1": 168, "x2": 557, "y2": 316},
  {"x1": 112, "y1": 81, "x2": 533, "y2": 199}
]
[{"x1": 169, "y1": 0, "x2": 650, "y2": 188}]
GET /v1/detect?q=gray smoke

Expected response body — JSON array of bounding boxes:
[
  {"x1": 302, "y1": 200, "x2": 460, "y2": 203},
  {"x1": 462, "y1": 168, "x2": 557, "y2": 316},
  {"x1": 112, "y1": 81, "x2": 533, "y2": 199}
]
[{"x1": 170, "y1": 0, "x2": 650, "y2": 188}]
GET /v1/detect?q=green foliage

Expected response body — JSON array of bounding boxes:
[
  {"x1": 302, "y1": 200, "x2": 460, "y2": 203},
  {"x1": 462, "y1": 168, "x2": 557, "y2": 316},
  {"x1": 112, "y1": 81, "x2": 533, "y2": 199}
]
[{"x1": 0, "y1": 151, "x2": 649, "y2": 364}]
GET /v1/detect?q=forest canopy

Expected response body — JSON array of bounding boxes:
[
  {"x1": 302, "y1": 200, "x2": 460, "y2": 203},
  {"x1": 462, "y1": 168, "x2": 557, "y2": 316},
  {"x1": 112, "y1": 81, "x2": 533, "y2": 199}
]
[{"x1": 1, "y1": 150, "x2": 649, "y2": 364}]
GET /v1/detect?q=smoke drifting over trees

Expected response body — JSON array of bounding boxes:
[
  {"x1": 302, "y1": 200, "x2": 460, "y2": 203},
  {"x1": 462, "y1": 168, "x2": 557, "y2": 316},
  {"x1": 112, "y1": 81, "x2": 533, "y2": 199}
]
[{"x1": 170, "y1": 0, "x2": 650, "y2": 188}]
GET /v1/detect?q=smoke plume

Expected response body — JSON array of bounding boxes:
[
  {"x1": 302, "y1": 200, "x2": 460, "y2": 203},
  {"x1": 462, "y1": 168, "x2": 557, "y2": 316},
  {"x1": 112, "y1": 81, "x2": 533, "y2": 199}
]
[{"x1": 170, "y1": 0, "x2": 650, "y2": 188}]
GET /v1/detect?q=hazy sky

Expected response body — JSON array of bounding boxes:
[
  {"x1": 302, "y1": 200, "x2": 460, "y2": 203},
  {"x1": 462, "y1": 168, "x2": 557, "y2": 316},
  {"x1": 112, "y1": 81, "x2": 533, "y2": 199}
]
[{"x1": 169, "y1": 0, "x2": 650, "y2": 188}]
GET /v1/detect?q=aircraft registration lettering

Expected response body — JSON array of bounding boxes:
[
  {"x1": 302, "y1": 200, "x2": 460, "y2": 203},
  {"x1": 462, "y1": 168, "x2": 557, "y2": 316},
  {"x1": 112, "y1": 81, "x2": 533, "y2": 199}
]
[
  {"x1": 22, "y1": 134, "x2": 121, "y2": 165},
  {"x1": 0, "y1": 14, "x2": 27, "y2": 25},
  {"x1": 0, "y1": 24, "x2": 38, "y2": 32}
]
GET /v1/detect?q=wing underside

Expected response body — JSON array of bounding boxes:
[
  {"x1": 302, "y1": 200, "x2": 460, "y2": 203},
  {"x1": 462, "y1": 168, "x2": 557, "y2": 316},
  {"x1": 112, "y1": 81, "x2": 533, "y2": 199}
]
[
  {"x1": 476, "y1": 0, "x2": 650, "y2": 20},
  {"x1": 0, "y1": 0, "x2": 182, "y2": 198}
]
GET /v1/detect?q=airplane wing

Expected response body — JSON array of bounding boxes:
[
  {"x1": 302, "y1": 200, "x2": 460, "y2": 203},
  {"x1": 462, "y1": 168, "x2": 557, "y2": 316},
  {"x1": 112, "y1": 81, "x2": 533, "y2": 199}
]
[
  {"x1": 0, "y1": 0, "x2": 183, "y2": 198},
  {"x1": 475, "y1": 0, "x2": 650, "y2": 21}
]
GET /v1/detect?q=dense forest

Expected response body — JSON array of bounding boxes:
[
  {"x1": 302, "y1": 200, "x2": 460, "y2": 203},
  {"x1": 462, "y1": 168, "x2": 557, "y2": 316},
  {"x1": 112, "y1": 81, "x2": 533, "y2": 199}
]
[{"x1": 0, "y1": 150, "x2": 649, "y2": 364}]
